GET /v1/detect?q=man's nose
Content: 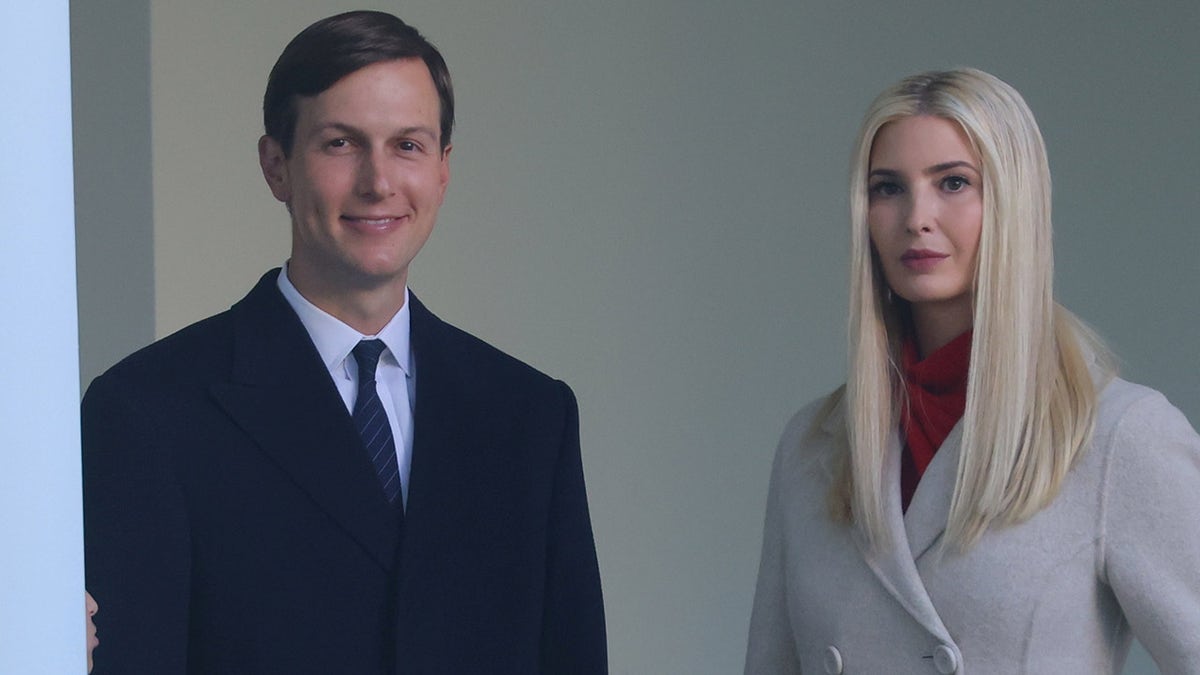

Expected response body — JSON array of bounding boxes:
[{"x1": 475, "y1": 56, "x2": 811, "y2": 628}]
[{"x1": 357, "y1": 150, "x2": 393, "y2": 198}]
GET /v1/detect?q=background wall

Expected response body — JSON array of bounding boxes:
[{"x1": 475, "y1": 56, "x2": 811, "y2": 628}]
[
  {"x1": 76, "y1": 2, "x2": 1197, "y2": 673},
  {"x1": 73, "y1": 0, "x2": 154, "y2": 391}
]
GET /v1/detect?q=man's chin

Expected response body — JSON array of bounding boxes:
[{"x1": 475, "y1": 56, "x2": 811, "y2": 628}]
[{"x1": 345, "y1": 264, "x2": 409, "y2": 292}]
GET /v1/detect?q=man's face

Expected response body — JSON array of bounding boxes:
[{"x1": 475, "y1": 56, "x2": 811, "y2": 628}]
[{"x1": 259, "y1": 58, "x2": 450, "y2": 301}]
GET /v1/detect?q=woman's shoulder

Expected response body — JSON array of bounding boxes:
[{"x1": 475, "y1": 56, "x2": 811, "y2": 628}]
[
  {"x1": 1090, "y1": 377, "x2": 1200, "y2": 500},
  {"x1": 774, "y1": 386, "x2": 848, "y2": 471},
  {"x1": 1094, "y1": 377, "x2": 1197, "y2": 443}
]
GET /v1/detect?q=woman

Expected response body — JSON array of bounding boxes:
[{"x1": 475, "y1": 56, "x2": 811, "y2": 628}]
[{"x1": 745, "y1": 68, "x2": 1200, "y2": 674}]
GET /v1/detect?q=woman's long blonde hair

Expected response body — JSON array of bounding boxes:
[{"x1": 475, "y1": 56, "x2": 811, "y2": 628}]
[{"x1": 834, "y1": 68, "x2": 1113, "y2": 551}]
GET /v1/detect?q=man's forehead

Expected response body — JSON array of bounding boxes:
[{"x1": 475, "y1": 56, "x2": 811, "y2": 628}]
[
  {"x1": 288, "y1": 68, "x2": 442, "y2": 148},
  {"x1": 302, "y1": 57, "x2": 433, "y2": 100},
  {"x1": 297, "y1": 60, "x2": 437, "y2": 108}
]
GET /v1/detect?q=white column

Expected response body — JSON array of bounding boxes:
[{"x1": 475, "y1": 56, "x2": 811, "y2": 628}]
[{"x1": 0, "y1": 1, "x2": 85, "y2": 673}]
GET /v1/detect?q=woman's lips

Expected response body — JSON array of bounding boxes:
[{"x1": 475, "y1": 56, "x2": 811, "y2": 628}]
[{"x1": 901, "y1": 248, "x2": 948, "y2": 271}]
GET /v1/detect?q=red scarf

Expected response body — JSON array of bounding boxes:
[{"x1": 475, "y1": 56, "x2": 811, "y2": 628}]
[{"x1": 900, "y1": 330, "x2": 971, "y2": 511}]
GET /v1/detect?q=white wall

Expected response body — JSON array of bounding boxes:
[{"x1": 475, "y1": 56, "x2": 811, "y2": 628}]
[
  {"x1": 0, "y1": 2, "x2": 85, "y2": 672},
  {"x1": 76, "y1": 2, "x2": 1198, "y2": 673}
]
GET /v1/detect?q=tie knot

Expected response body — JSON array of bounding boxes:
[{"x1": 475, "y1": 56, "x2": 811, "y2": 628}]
[{"x1": 352, "y1": 339, "x2": 388, "y2": 382}]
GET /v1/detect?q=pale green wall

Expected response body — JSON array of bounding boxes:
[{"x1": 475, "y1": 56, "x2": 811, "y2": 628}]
[{"x1": 77, "y1": 2, "x2": 1198, "y2": 672}]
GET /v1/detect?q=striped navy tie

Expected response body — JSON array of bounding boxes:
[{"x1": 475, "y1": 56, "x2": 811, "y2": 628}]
[{"x1": 351, "y1": 340, "x2": 402, "y2": 505}]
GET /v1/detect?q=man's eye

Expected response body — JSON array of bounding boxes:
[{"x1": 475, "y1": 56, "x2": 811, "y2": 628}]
[{"x1": 398, "y1": 140, "x2": 419, "y2": 152}]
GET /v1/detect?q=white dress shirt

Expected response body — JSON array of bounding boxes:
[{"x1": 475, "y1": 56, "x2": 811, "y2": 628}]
[{"x1": 277, "y1": 264, "x2": 416, "y2": 506}]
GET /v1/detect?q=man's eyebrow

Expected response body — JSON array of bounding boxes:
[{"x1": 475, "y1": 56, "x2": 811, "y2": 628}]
[
  {"x1": 310, "y1": 123, "x2": 439, "y2": 141},
  {"x1": 313, "y1": 122, "x2": 363, "y2": 135},
  {"x1": 394, "y1": 126, "x2": 439, "y2": 141}
]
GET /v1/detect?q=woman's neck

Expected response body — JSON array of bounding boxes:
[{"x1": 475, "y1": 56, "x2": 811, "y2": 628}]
[{"x1": 910, "y1": 300, "x2": 973, "y2": 359}]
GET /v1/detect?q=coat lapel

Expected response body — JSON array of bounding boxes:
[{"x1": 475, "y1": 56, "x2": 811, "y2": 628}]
[
  {"x1": 820, "y1": 400, "x2": 955, "y2": 644},
  {"x1": 208, "y1": 270, "x2": 400, "y2": 572},
  {"x1": 904, "y1": 421, "x2": 962, "y2": 562},
  {"x1": 402, "y1": 294, "x2": 472, "y2": 537}
]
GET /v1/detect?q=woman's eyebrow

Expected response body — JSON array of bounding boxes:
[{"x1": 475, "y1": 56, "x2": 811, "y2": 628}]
[{"x1": 925, "y1": 160, "x2": 979, "y2": 174}]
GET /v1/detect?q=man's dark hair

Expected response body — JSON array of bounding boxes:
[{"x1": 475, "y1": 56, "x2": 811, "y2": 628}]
[{"x1": 263, "y1": 10, "x2": 454, "y2": 155}]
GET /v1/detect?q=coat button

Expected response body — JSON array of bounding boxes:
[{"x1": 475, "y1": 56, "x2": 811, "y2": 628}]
[
  {"x1": 932, "y1": 644, "x2": 958, "y2": 673},
  {"x1": 822, "y1": 645, "x2": 843, "y2": 674}
]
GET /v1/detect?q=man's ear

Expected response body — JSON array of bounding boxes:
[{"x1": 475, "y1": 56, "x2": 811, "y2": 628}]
[
  {"x1": 437, "y1": 143, "x2": 452, "y2": 200},
  {"x1": 258, "y1": 135, "x2": 291, "y2": 203}
]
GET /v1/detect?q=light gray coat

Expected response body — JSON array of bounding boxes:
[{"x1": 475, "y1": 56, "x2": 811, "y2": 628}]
[{"x1": 745, "y1": 377, "x2": 1200, "y2": 674}]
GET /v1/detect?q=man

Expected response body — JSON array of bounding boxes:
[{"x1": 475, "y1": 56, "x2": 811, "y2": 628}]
[{"x1": 83, "y1": 11, "x2": 606, "y2": 673}]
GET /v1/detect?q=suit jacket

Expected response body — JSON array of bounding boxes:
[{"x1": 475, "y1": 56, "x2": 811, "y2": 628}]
[
  {"x1": 83, "y1": 269, "x2": 607, "y2": 674},
  {"x1": 745, "y1": 378, "x2": 1200, "y2": 674}
]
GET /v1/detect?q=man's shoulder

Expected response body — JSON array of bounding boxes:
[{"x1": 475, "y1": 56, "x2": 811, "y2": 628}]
[
  {"x1": 410, "y1": 295, "x2": 565, "y2": 396},
  {"x1": 87, "y1": 308, "x2": 237, "y2": 398},
  {"x1": 89, "y1": 270, "x2": 287, "y2": 392}
]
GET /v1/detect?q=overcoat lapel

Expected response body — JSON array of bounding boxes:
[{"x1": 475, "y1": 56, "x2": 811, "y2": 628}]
[
  {"x1": 904, "y1": 422, "x2": 962, "y2": 562},
  {"x1": 821, "y1": 399, "x2": 955, "y2": 644},
  {"x1": 208, "y1": 271, "x2": 400, "y2": 572},
  {"x1": 402, "y1": 294, "x2": 474, "y2": 539}
]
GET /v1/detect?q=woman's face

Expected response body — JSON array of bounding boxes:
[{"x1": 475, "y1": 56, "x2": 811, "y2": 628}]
[{"x1": 867, "y1": 115, "x2": 983, "y2": 331}]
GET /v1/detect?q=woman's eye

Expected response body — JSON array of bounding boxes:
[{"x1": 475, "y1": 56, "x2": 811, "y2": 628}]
[
  {"x1": 869, "y1": 182, "x2": 902, "y2": 197},
  {"x1": 942, "y1": 175, "x2": 969, "y2": 192}
]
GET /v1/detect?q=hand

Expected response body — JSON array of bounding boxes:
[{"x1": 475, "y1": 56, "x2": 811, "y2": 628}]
[{"x1": 85, "y1": 591, "x2": 99, "y2": 673}]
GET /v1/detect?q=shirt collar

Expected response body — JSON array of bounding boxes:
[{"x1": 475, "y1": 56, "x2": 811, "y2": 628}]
[{"x1": 276, "y1": 263, "x2": 413, "y2": 379}]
